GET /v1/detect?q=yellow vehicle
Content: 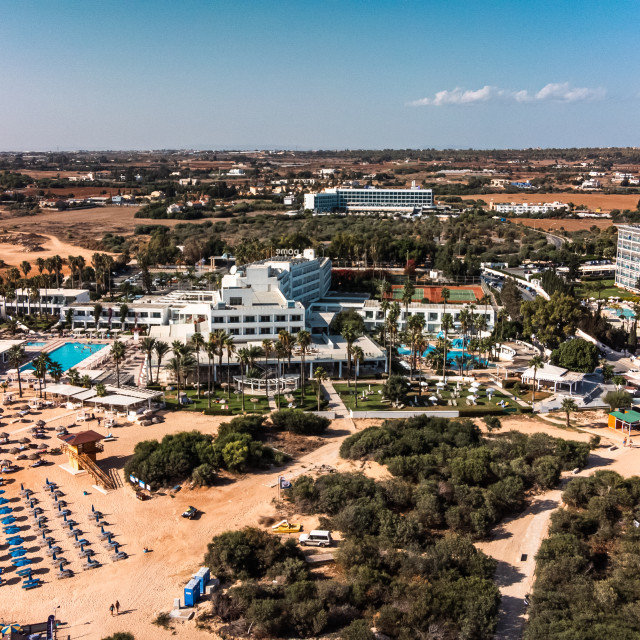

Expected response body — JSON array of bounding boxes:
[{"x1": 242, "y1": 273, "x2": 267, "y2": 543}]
[{"x1": 271, "y1": 520, "x2": 302, "y2": 533}]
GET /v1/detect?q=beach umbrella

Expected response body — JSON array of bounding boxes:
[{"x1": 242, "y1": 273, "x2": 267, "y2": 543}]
[
  {"x1": 4, "y1": 527, "x2": 20, "y2": 535},
  {"x1": 9, "y1": 537, "x2": 24, "y2": 546},
  {"x1": 1, "y1": 624, "x2": 23, "y2": 635},
  {"x1": 0, "y1": 489, "x2": 5, "y2": 494},
  {"x1": 19, "y1": 437, "x2": 30, "y2": 444},
  {"x1": 10, "y1": 549, "x2": 26, "y2": 557},
  {"x1": 429, "y1": 396, "x2": 438, "y2": 402},
  {"x1": 467, "y1": 393, "x2": 477, "y2": 398},
  {"x1": 1, "y1": 460, "x2": 12, "y2": 467},
  {"x1": 28, "y1": 453, "x2": 40, "y2": 460},
  {"x1": 0, "y1": 433, "x2": 8, "y2": 439},
  {"x1": 0, "y1": 507, "x2": 13, "y2": 514},
  {"x1": 436, "y1": 382, "x2": 446, "y2": 387},
  {"x1": 0, "y1": 497, "x2": 8, "y2": 504},
  {"x1": 9, "y1": 448, "x2": 19, "y2": 455},
  {"x1": 37, "y1": 443, "x2": 48, "y2": 450},
  {"x1": 2, "y1": 516, "x2": 16, "y2": 524},
  {"x1": 36, "y1": 420, "x2": 45, "y2": 427}
]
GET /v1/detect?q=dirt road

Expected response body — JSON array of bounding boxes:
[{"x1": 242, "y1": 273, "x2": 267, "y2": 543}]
[{"x1": 477, "y1": 424, "x2": 638, "y2": 640}]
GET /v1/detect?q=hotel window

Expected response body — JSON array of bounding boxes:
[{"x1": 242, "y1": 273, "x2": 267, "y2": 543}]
[
  {"x1": 244, "y1": 316, "x2": 256, "y2": 323},
  {"x1": 229, "y1": 297, "x2": 243, "y2": 306},
  {"x1": 228, "y1": 316, "x2": 240, "y2": 323},
  {"x1": 260, "y1": 327, "x2": 271, "y2": 335},
  {"x1": 260, "y1": 315, "x2": 271, "y2": 323},
  {"x1": 244, "y1": 328, "x2": 255, "y2": 335}
]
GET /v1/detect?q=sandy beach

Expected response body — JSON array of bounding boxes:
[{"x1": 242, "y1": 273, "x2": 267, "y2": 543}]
[{"x1": 0, "y1": 401, "x2": 634, "y2": 639}]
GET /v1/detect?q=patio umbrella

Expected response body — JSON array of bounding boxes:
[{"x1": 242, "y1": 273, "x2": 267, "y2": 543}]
[
  {"x1": 467, "y1": 393, "x2": 477, "y2": 398},
  {"x1": 1, "y1": 624, "x2": 23, "y2": 635},
  {"x1": 436, "y1": 382, "x2": 446, "y2": 387},
  {"x1": 429, "y1": 396, "x2": 438, "y2": 402}
]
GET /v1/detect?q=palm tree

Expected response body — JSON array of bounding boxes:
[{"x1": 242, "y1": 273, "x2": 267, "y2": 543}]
[
  {"x1": 190, "y1": 332, "x2": 205, "y2": 399},
  {"x1": 497, "y1": 308, "x2": 509, "y2": 342},
  {"x1": 20, "y1": 260, "x2": 31, "y2": 281},
  {"x1": 48, "y1": 361, "x2": 63, "y2": 384},
  {"x1": 341, "y1": 321, "x2": 361, "y2": 386},
  {"x1": 67, "y1": 368, "x2": 80, "y2": 386},
  {"x1": 214, "y1": 330, "x2": 228, "y2": 394},
  {"x1": 313, "y1": 366, "x2": 327, "y2": 411},
  {"x1": 154, "y1": 340, "x2": 170, "y2": 385},
  {"x1": 119, "y1": 303, "x2": 129, "y2": 329},
  {"x1": 407, "y1": 314, "x2": 425, "y2": 381},
  {"x1": 7, "y1": 344, "x2": 25, "y2": 397},
  {"x1": 237, "y1": 347, "x2": 251, "y2": 412},
  {"x1": 76, "y1": 255, "x2": 85, "y2": 289},
  {"x1": 274, "y1": 339, "x2": 286, "y2": 409},
  {"x1": 352, "y1": 346, "x2": 364, "y2": 408},
  {"x1": 441, "y1": 287, "x2": 450, "y2": 320},
  {"x1": 80, "y1": 375, "x2": 92, "y2": 389},
  {"x1": 262, "y1": 339, "x2": 273, "y2": 394},
  {"x1": 67, "y1": 256, "x2": 76, "y2": 288},
  {"x1": 32, "y1": 353, "x2": 52, "y2": 398},
  {"x1": 401, "y1": 278, "x2": 416, "y2": 329},
  {"x1": 459, "y1": 307, "x2": 471, "y2": 363},
  {"x1": 297, "y1": 330, "x2": 312, "y2": 404},
  {"x1": 29, "y1": 285, "x2": 39, "y2": 319},
  {"x1": 93, "y1": 303, "x2": 103, "y2": 330},
  {"x1": 225, "y1": 335, "x2": 236, "y2": 399},
  {"x1": 561, "y1": 397, "x2": 578, "y2": 429},
  {"x1": 205, "y1": 334, "x2": 216, "y2": 408},
  {"x1": 528, "y1": 355, "x2": 544, "y2": 405},
  {"x1": 480, "y1": 294, "x2": 491, "y2": 331},
  {"x1": 440, "y1": 313, "x2": 454, "y2": 379},
  {"x1": 278, "y1": 329, "x2": 294, "y2": 373},
  {"x1": 140, "y1": 337, "x2": 156, "y2": 385},
  {"x1": 110, "y1": 340, "x2": 126, "y2": 388},
  {"x1": 166, "y1": 357, "x2": 182, "y2": 396}
]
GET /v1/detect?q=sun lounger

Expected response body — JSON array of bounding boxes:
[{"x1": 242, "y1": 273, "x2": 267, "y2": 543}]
[{"x1": 22, "y1": 578, "x2": 42, "y2": 589}]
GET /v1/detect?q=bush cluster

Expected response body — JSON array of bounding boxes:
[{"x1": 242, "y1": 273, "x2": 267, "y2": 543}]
[
  {"x1": 124, "y1": 416, "x2": 286, "y2": 487},
  {"x1": 270, "y1": 410, "x2": 330, "y2": 435},
  {"x1": 206, "y1": 527, "x2": 498, "y2": 639},
  {"x1": 334, "y1": 416, "x2": 589, "y2": 538},
  {"x1": 525, "y1": 471, "x2": 640, "y2": 639}
]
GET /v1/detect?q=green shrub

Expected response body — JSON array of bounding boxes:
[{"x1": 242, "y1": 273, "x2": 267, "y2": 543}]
[
  {"x1": 270, "y1": 410, "x2": 330, "y2": 435},
  {"x1": 102, "y1": 634, "x2": 135, "y2": 640}
]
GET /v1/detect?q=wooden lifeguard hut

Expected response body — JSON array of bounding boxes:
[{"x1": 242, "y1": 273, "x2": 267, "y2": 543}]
[
  {"x1": 58, "y1": 430, "x2": 115, "y2": 490},
  {"x1": 607, "y1": 410, "x2": 640, "y2": 437}
]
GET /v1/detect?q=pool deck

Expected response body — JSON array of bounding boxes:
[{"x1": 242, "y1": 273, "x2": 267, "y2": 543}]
[{"x1": 26, "y1": 338, "x2": 115, "y2": 371}]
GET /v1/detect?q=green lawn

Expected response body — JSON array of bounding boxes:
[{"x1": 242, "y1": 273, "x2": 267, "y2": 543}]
[
  {"x1": 335, "y1": 382, "x2": 517, "y2": 412},
  {"x1": 164, "y1": 388, "x2": 271, "y2": 414},
  {"x1": 275, "y1": 384, "x2": 328, "y2": 411},
  {"x1": 576, "y1": 278, "x2": 636, "y2": 301}
]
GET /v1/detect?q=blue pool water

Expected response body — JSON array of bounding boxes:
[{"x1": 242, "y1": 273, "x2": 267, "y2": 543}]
[
  {"x1": 398, "y1": 345, "x2": 492, "y2": 367},
  {"x1": 26, "y1": 342, "x2": 46, "y2": 347},
  {"x1": 22, "y1": 342, "x2": 108, "y2": 372},
  {"x1": 615, "y1": 308, "x2": 636, "y2": 319}
]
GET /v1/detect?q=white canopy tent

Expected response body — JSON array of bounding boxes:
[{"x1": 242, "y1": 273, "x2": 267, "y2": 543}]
[{"x1": 44, "y1": 384, "x2": 86, "y2": 397}]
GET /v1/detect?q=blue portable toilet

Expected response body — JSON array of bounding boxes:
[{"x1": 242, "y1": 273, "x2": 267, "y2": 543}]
[
  {"x1": 193, "y1": 567, "x2": 210, "y2": 592},
  {"x1": 184, "y1": 577, "x2": 200, "y2": 607}
]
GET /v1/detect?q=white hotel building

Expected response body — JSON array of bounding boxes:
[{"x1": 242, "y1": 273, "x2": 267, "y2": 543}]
[
  {"x1": 489, "y1": 201, "x2": 569, "y2": 215},
  {"x1": 304, "y1": 187, "x2": 434, "y2": 213},
  {"x1": 615, "y1": 225, "x2": 640, "y2": 292}
]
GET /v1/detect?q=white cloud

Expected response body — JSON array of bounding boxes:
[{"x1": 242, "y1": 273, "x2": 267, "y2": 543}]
[{"x1": 409, "y1": 82, "x2": 606, "y2": 106}]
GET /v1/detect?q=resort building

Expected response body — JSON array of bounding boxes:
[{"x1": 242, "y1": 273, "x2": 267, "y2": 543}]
[
  {"x1": 489, "y1": 201, "x2": 569, "y2": 215},
  {"x1": 615, "y1": 225, "x2": 640, "y2": 292},
  {"x1": 304, "y1": 187, "x2": 434, "y2": 213},
  {"x1": 0, "y1": 288, "x2": 90, "y2": 319}
]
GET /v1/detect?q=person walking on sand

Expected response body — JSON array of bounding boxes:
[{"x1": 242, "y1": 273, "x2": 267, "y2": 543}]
[
  {"x1": 115, "y1": 600, "x2": 120, "y2": 615},
  {"x1": 623, "y1": 436, "x2": 627, "y2": 448},
  {"x1": 109, "y1": 603, "x2": 115, "y2": 616}
]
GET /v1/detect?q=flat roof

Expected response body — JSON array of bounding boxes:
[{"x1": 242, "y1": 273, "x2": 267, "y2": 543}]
[
  {"x1": 610, "y1": 410, "x2": 640, "y2": 423},
  {"x1": 58, "y1": 430, "x2": 105, "y2": 446}
]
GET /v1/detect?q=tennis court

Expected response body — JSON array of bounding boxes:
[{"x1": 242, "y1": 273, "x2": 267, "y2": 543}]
[{"x1": 388, "y1": 285, "x2": 483, "y2": 304}]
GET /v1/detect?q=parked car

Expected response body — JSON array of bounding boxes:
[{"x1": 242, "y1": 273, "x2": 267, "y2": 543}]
[
  {"x1": 299, "y1": 530, "x2": 332, "y2": 547},
  {"x1": 182, "y1": 506, "x2": 198, "y2": 519}
]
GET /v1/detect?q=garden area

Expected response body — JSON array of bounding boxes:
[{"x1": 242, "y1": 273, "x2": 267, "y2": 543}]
[
  {"x1": 335, "y1": 377, "x2": 521, "y2": 414},
  {"x1": 275, "y1": 384, "x2": 328, "y2": 412},
  {"x1": 163, "y1": 387, "x2": 271, "y2": 414}
]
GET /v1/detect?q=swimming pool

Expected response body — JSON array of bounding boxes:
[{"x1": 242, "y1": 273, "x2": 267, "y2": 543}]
[
  {"x1": 22, "y1": 342, "x2": 108, "y2": 372},
  {"x1": 26, "y1": 342, "x2": 46, "y2": 347},
  {"x1": 398, "y1": 345, "x2": 493, "y2": 367}
]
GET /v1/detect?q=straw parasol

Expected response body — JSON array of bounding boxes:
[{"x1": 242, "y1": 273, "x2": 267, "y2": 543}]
[
  {"x1": 19, "y1": 437, "x2": 30, "y2": 444},
  {"x1": 36, "y1": 420, "x2": 46, "y2": 427},
  {"x1": 1, "y1": 459, "x2": 12, "y2": 466},
  {"x1": 28, "y1": 453, "x2": 40, "y2": 460},
  {"x1": 9, "y1": 448, "x2": 19, "y2": 455},
  {"x1": 0, "y1": 432, "x2": 8, "y2": 438},
  {"x1": 37, "y1": 443, "x2": 48, "y2": 450}
]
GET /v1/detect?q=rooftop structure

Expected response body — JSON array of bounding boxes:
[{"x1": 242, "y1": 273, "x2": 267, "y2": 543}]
[
  {"x1": 520, "y1": 363, "x2": 583, "y2": 395},
  {"x1": 304, "y1": 188, "x2": 434, "y2": 213}
]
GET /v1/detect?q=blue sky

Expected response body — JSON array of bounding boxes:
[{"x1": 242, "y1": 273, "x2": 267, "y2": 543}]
[{"x1": 1, "y1": 0, "x2": 639, "y2": 150}]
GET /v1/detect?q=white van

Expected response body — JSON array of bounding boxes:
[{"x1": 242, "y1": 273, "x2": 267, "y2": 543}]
[{"x1": 299, "y1": 530, "x2": 332, "y2": 547}]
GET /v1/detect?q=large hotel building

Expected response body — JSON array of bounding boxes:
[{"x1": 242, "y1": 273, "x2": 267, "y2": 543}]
[
  {"x1": 304, "y1": 187, "x2": 434, "y2": 213},
  {"x1": 615, "y1": 225, "x2": 640, "y2": 292}
]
